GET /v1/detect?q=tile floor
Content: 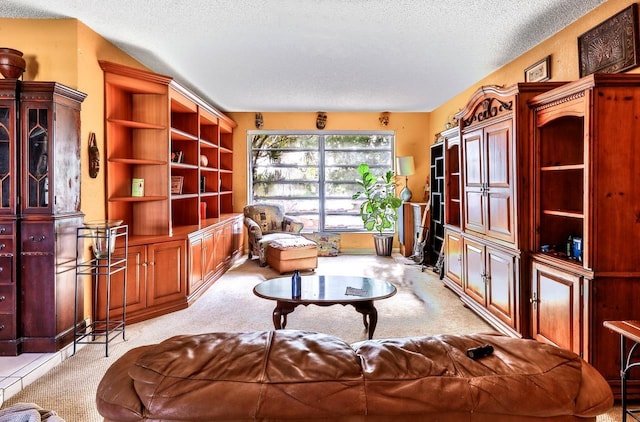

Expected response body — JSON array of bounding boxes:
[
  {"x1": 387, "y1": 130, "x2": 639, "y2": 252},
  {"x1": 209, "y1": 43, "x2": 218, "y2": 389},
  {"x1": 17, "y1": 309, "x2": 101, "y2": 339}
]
[{"x1": 0, "y1": 343, "x2": 77, "y2": 406}]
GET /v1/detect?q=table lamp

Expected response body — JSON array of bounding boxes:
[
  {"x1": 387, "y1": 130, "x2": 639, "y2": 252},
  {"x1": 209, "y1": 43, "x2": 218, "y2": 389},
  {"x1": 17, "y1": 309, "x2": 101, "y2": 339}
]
[{"x1": 396, "y1": 156, "x2": 415, "y2": 202}]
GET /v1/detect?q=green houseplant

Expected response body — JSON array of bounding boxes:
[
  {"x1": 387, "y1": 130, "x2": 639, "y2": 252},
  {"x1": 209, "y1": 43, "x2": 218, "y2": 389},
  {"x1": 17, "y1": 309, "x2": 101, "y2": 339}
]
[{"x1": 352, "y1": 163, "x2": 403, "y2": 256}]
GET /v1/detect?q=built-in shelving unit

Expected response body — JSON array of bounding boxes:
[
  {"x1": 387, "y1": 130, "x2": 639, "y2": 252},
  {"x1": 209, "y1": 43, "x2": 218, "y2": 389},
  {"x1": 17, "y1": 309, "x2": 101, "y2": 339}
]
[
  {"x1": 536, "y1": 116, "x2": 585, "y2": 257},
  {"x1": 99, "y1": 61, "x2": 242, "y2": 324}
]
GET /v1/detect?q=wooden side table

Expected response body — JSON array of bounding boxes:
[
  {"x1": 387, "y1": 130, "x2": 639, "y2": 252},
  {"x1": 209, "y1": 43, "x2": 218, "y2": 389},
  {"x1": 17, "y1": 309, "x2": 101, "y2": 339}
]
[
  {"x1": 604, "y1": 320, "x2": 640, "y2": 422},
  {"x1": 398, "y1": 202, "x2": 428, "y2": 258}
]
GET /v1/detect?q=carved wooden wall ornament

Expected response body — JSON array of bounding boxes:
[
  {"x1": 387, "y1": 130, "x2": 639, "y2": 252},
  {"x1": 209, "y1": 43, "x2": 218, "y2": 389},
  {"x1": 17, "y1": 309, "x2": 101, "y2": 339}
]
[
  {"x1": 88, "y1": 132, "x2": 100, "y2": 178},
  {"x1": 578, "y1": 3, "x2": 640, "y2": 77}
]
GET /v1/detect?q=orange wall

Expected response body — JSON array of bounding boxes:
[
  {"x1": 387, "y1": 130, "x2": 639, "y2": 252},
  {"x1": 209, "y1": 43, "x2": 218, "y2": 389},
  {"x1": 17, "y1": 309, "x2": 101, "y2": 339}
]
[
  {"x1": 429, "y1": 0, "x2": 638, "y2": 132},
  {"x1": 227, "y1": 112, "x2": 431, "y2": 251}
]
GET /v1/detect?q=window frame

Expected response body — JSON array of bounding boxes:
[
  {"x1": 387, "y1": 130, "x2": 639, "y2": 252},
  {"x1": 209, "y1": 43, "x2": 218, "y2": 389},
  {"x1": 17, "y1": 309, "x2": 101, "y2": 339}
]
[{"x1": 247, "y1": 130, "x2": 396, "y2": 233}]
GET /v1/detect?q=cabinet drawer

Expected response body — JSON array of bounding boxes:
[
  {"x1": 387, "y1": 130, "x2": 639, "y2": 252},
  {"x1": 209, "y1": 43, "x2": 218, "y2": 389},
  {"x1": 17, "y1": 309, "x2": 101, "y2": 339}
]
[
  {"x1": 0, "y1": 285, "x2": 13, "y2": 312},
  {"x1": 0, "y1": 314, "x2": 15, "y2": 339},
  {"x1": 0, "y1": 239, "x2": 14, "y2": 255},
  {"x1": 0, "y1": 257, "x2": 13, "y2": 283},
  {"x1": 21, "y1": 223, "x2": 54, "y2": 253},
  {"x1": 0, "y1": 223, "x2": 14, "y2": 236}
]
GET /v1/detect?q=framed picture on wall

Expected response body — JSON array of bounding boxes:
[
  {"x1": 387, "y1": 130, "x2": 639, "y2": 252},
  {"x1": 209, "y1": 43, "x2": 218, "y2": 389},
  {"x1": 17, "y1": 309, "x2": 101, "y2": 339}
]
[
  {"x1": 578, "y1": 4, "x2": 640, "y2": 77},
  {"x1": 524, "y1": 56, "x2": 551, "y2": 82}
]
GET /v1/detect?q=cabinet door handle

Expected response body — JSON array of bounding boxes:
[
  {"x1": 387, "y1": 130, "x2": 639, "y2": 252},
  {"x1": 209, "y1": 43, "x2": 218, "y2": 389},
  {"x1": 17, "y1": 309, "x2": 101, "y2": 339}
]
[
  {"x1": 529, "y1": 293, "x2": 539, "y2": 309},
  {"x1": 480, "y1": 182, "x2": 489, "y2": 196},
  {"x1": 0, "y1": 325, "x2": 4, "y2": 330},
  {"x1": 0, "y1": 244, "x2": 4, "y2": 250},
  {"x1": 0, "y1": 296, "x2": 5, "y2": 301},
  {"x1": 0, "y1": 227, "x2": 5, "y2": 234},
  {"x1": 29, "y1": 235, "x2": 46, "y2": 242},
  {"x1": 141, "y1": 263, "x2": 147, "y2": 267}
]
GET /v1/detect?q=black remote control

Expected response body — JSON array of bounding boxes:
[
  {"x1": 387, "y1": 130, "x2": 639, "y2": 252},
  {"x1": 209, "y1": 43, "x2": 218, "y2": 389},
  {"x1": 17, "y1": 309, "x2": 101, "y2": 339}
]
[{"x1": 466, "y1": 344, "x2": 494, "y2": 360}]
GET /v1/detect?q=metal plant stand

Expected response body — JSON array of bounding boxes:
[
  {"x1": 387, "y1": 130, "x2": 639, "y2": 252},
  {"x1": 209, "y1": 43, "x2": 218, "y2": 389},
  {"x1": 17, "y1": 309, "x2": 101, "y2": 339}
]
[{"x1": 74, "y1": 222, "x2": 128, "y2": 357}]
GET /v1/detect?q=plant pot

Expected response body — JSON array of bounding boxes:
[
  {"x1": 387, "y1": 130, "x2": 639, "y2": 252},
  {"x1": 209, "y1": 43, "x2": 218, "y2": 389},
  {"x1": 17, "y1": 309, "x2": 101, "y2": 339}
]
[
  {"x1": 373, "y1": 234, "x2": 393, "y2": 256},
  {"x1": 0, "y1": 48, "x2": 26, "y2": 79}
]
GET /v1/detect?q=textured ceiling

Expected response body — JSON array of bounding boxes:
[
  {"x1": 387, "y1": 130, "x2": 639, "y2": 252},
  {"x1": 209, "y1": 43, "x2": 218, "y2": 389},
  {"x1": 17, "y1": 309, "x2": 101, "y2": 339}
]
[{"x1": 0, "y1": 0, "x2": 606, "y2": 112}]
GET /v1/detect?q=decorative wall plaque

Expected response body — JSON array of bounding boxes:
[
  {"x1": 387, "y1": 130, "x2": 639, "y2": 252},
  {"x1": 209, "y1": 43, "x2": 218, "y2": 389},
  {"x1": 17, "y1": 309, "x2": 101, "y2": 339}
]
[{"x1": 578, "y1": 4, "x2": 640, "y2": 77}]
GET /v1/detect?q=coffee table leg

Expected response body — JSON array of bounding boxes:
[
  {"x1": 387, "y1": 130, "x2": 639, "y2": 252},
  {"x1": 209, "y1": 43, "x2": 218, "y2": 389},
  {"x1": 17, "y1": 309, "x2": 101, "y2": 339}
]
[
  {"x1": 353, "y1": 301, "x2": 378, "y2": 339},
  {"x1": 273, "y1": 301, "x2": 296, "y2": 330}
]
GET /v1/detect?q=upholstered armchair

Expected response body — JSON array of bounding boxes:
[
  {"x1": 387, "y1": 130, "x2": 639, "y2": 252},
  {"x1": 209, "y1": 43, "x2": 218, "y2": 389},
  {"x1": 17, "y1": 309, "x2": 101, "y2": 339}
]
[{"x1": 243, "y1": 202, "x2": 304, "y2": 265}]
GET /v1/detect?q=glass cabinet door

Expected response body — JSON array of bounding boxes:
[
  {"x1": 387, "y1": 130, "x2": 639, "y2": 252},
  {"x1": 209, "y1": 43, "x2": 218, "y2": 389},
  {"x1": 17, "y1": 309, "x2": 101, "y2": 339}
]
[
  {"x1": 26, "y1": 107, "x2": 49, "y2": 209},
  {"x1": 0, "y1": 107, "x2": 12, "y2": 210},
  {"x1": 0, "y1": 84, "x2": 16, "y2": 215}
]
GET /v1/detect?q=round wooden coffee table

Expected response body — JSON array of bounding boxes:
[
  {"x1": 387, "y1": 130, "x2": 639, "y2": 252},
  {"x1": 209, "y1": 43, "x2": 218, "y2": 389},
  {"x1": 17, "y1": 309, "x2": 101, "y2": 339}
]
[{"x1": 253, "y1": 275, "x2": 397, "y2": 339}]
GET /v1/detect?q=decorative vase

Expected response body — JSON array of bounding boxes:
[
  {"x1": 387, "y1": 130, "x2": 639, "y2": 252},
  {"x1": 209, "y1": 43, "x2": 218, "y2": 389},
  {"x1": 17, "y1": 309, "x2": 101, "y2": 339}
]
[
  {"x1": 0, "y1": 48, "x2": 26, "y2": 79},
  {"x1": 200, "y1": 154, "x2": 208, "y2": 167},
  {"x1": 85, "y1": 220, "x2": 123, "y2": 259}
]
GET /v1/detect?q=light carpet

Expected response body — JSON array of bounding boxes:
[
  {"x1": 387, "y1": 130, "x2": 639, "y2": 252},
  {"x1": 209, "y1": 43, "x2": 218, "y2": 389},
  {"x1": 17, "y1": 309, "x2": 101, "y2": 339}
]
[{"x1": 2, "y1": 254, "x2": 622, "y2": 421}]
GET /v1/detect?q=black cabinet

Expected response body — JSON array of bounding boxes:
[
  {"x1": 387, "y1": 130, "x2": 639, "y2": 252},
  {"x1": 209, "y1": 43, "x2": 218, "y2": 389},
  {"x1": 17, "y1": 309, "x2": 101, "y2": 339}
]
[{"x1": 429, "y1": 142, "x2": 444, "y2": 264}]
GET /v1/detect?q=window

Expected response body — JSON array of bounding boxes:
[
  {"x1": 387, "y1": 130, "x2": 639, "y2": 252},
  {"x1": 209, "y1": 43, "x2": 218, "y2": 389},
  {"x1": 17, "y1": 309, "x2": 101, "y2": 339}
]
[{"x1": 248, "y1": 131, "x2": 395, "y2": 232}]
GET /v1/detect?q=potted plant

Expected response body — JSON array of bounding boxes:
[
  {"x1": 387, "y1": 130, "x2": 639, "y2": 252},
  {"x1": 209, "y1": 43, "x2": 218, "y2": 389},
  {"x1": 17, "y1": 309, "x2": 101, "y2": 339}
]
[{"x1": 352, "y1": 163, "x2": 403, "y2": 256}]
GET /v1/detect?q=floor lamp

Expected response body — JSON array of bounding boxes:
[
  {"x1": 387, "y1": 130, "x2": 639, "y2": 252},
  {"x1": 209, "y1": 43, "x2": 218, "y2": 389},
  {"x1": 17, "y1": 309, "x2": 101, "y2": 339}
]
[{"x1": 396, "y1": 156, "x2": 415, "y2": 202}]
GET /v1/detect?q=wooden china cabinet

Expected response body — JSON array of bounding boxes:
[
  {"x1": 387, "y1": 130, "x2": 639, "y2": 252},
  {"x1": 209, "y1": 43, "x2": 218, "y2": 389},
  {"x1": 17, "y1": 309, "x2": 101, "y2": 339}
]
[
  {"x1": 98, "y1": 62, "x2": 243, "y2": 325},
  {"x1": 0, "y1": 80, "x2": 86, "y2": 355},
  {"x1": 451, "y1": 83, "x2": 561, "y2": 338},
  {"x1": 528, "y1": 74, "x2": 640, "y2": 396},
  {"x1": 20, "y1": 82, "x2": 87, "y2": 353}
]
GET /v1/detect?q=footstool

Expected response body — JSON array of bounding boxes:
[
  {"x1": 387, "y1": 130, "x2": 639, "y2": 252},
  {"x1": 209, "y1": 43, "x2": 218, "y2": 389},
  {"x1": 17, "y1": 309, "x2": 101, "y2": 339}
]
[{"x1": 266, "y1": 237, "x2": 318, "y2": 274}]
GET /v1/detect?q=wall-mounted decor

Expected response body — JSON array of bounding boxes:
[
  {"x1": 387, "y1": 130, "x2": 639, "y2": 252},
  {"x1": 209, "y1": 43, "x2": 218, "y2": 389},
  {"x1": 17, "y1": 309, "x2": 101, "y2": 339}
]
[
  {"x1": 379, "y1": 112, "x2": 390, "y2": 127},
  {"x1": 316, "y1": 112, "x2": 327, "y2": 130},
  {"x1": 88, "y1": 132, "x2": 100, "y2": 178},
  {"x1": 524, "y1": 56, "x2": 551, "y2": 82},
  {"x1": 578, "y1": 4, "x2": 640, "y2": 77}
]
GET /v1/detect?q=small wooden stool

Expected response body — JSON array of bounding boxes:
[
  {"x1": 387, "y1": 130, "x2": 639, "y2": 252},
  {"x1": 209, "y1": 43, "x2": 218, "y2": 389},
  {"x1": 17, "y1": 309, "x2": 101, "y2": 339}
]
[{"x1": 266, "y1": 237, "x2": 318, "y2": 274}]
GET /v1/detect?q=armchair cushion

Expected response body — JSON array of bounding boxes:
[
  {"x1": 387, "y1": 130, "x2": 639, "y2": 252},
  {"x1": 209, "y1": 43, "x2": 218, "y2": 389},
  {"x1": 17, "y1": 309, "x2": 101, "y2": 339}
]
[
  {"x1": 243, "y1": 202, "x2": 306, "y2": 265},
  {"x1": 243, "y1": 202, "x2": 303, "y2": 236}
]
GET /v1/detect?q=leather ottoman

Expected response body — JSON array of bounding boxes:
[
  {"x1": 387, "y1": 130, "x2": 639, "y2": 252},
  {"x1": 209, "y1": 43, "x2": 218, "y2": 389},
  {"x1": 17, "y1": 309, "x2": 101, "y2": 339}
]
[{"x1": 266, "y1": 236, "x2": 317, "y2": 273}]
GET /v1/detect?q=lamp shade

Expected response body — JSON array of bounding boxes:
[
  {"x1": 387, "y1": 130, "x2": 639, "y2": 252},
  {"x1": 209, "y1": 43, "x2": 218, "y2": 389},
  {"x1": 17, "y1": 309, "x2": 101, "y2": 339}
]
[{"x1": 396, "y1": 156, "x2": 415, "y2": 176}]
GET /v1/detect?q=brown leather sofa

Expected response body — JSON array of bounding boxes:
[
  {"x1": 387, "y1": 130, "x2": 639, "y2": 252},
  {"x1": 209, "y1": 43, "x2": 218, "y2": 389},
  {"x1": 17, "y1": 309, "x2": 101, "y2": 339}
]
[{"x1": 96, "y1": 330, "x2": 613, "y2": 421}]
